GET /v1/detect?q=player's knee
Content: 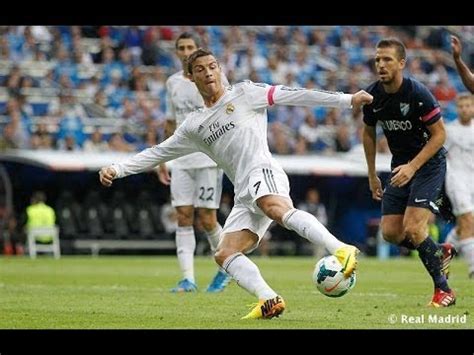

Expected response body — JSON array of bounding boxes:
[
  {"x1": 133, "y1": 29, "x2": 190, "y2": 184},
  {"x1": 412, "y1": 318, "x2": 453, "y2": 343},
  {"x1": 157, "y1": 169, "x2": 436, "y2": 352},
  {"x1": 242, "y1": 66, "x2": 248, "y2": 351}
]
[
  {"x1": 214, "y1": 246, "x2": 232, "y2": 266},
  {"x1": 198, "y1": 210, "x2": 217, "y2": 231},
  {"x1": 176, "y1": 207, "x2": 194, "y2": 226},
  {"x1": 458, "y1": 213, "x2": 474, "y2": 237},
  {"x1": 258, "y1": 196, "x2": 292, "y2": 224},
  {"x1": 382, "y1": 232, "x2": 399, "y2": 244},
  {"x1": 381, "y1": 225, "x2": 403, "y2": 244},
  {"x1": 403, "y1": 224, "x2": 424, "y2": 241}
]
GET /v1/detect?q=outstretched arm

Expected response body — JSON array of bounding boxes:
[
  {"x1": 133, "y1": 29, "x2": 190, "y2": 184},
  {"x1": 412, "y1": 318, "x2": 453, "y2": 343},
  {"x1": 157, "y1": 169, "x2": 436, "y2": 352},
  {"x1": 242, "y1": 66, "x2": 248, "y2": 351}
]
[
  {"x1": 244, "y1": 81, "x2": 373, "y2": 111},
  {"x1": 451, "y1": 35, "x2": 474, "y2": 93},
  {"x1": 99, "y1": 131, "x2": 198, "y2": 187}
]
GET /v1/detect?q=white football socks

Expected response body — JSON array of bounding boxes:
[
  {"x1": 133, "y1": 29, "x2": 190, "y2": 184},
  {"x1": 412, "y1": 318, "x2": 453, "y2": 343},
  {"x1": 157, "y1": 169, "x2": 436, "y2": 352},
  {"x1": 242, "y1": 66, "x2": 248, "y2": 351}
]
[
  {"x1": 205, "y1": 223, "x2": 222, "y2": 252},
  {"x1": 282, "y1": 208, "x2": 345, "y2": 254},
  {"x1": 445, "y1": 228, "x2": 460, "y2": 250},
  {"x1": 459, "y1": 237, "x2": 474, "y2": 274},
  {"x1": 223, "y1": 252, "x2": 277, "y2": 300},
  {"x1": 175, "y1": 226, "x2": 196, "y2": 283}
]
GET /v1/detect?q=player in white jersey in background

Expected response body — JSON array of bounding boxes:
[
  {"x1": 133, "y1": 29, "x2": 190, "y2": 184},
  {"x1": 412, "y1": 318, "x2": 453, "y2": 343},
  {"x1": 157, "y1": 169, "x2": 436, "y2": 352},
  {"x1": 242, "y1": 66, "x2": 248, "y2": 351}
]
[
  {"x1": 444, "y1": 94, "x2": 474, "y2": 279},
  {"x1": 99, "y1": 49, "x2": 373, "y2": 319},
  {"x1": 158, "y1": 33, "x2": 230, "y2": 293}
]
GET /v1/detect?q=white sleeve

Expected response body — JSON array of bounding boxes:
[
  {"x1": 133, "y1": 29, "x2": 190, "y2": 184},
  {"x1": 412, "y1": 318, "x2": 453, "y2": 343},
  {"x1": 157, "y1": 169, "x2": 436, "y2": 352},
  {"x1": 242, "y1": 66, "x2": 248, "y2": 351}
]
[
  {"x1": 242, "y1": 80, "x2": 352, "y2": 110},
  {"x1": 112, "y1": 127, "x2": 197, "y2": 178}
]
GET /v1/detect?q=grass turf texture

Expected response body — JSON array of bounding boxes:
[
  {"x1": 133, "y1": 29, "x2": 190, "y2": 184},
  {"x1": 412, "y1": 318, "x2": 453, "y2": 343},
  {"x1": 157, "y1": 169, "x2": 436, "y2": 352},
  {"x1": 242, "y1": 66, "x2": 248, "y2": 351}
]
[{"x1": 0, "y1": 256, "x2": 472, "y2": 329}]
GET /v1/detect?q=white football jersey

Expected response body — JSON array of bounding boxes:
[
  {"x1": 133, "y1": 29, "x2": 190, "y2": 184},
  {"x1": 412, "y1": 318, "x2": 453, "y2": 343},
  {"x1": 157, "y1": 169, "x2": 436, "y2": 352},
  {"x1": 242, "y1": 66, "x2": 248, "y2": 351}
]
[
  {"x1": 165, "y1": 70, "x2": 228, "y2": 169},
  {"x1": 445, "y1": 120, "x2": 474, "y2": 173},
  {"x1": 113, "y1": 81, "x2": 352, "y2": 201}
]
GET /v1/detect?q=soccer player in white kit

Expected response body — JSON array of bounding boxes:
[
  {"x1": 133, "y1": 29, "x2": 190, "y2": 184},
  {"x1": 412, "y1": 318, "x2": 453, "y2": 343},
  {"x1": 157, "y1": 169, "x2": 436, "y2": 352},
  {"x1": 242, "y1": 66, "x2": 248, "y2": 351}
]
[
  {"x1": 444, "y1": 94, "x2": 474, "y2": 279},
  {"x1": 99, "y1": 49, "x2": 373, "y2": 319},
  {"x1": 158, "y1": 33, "x2": 230, "y2": 293}
]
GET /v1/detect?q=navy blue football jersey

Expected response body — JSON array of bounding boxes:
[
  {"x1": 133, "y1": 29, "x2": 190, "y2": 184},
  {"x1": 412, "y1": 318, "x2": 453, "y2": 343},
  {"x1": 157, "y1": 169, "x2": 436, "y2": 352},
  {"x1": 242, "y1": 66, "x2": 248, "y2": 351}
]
[{"x1": 363, "y1": 77, "x2": 446, "y2": 165}]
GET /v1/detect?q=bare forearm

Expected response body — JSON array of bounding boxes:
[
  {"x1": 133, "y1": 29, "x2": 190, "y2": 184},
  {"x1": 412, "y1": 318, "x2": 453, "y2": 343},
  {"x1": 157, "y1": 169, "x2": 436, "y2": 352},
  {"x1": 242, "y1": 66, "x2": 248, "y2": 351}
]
[
  {"x1": 454, "y1": 57, "x2": 474, "y2": 93},
  {"x1": 409, "y1": 132, "x2": 445, "y2": 171},
  {"x1": 363, "y1": 127, "x2": 377, "y2": 177}
]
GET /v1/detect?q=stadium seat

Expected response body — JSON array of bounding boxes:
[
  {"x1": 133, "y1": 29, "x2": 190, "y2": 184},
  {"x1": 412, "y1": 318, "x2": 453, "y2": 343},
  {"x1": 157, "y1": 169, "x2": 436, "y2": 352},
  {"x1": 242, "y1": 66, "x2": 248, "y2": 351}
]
[
  {"x1": 27, "y1": 225, "x2": 61, "y2": 259},
  {"x1": 55, "y1": 191, "x2": 81, "y2": 240},
  {"x1": 82, "y1": 191, "x2": 106, "y2": 238}
]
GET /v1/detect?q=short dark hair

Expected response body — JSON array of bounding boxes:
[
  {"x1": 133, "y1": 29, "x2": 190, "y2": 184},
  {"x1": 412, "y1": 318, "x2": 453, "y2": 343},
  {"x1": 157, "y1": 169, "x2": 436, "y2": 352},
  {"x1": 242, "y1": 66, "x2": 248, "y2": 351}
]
[
  {"x1": 376, "y1": 38, "x2": 406, "y2": 60},
  {"x1": 175, "y1": 32, "x2": 200, "y2": 49},
  {"x1": 187, "y1": 48, "x2": 215, "y2": 74}
]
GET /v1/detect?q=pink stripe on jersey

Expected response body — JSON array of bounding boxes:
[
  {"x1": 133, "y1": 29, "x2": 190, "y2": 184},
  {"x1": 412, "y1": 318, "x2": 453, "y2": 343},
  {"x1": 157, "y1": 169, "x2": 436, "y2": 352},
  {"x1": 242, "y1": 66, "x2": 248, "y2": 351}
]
[
  {"x1": 267, "y1": 86, "x2": 276, "y2": 106},
  {"x1": 421, "y1": 107, "x2": 440, "y2": 122}
]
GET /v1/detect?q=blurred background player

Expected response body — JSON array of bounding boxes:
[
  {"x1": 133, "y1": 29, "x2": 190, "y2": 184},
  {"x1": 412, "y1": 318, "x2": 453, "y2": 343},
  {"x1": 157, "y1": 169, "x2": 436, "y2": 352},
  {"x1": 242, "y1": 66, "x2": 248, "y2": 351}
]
[
  {"x1": 297, "y1": 187, "x2": 328, "y2": 259},
  {"x1": 444, "y1": 94, "x2": 474, "y2": 279},
  {"x1": 362, "y1": 38, "x2": 456, "y2": 307},
  {"x1": 451, "y1": 35, "x2": 474, "y2": 94},
  {"x1": 98, "y1": 48, "x2": 372, "y2": 319},
  {"x1": 157, "y1": 33, "x2": 230, "y2": 293}
]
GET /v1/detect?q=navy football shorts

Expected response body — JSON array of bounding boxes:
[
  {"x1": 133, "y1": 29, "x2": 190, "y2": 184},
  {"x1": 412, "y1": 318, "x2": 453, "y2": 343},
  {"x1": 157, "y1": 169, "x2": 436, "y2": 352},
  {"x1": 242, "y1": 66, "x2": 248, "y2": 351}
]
[{"x1": 382, "y1": 153, "x2": 446, "y2": 215}]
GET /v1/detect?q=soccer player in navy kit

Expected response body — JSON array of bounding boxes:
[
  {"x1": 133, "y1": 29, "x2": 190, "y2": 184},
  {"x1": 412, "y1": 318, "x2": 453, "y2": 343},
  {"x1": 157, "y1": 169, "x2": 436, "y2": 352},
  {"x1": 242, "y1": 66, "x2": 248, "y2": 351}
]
[{"x1": 362, "y1": 38, "x2": 457, "y2": 307}]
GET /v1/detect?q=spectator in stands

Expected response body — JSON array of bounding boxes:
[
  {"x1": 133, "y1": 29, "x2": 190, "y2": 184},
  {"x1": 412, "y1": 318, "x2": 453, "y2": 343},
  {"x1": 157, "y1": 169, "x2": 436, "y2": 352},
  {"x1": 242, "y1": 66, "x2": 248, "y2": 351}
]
[
  {"x1": 24, "y1": 191, "x2": 56, "y2": 244},
  {"x1": 335, "y1": 125, "x2": 352, "y2": 152},
  {"x1": 0, "y1": 123, "x2": 18, "y2": 150},
  {"x1": 451, "y1": 35, "x2": 474, "y2": 93},
  {"x1": 0, "y1": 35, "x2": 10, "y2": 60},
  {"x1": 107, "y1": 132, "x2": 135, "y2": 152},
  {"x1": 83, "y1": 128, "x2": 109, "y2": 152},
  {"x1": 58, "y1": 135, "x2": 81, "y2": 151},
  {"x1": 432, "y1": 73, "x2": 457, "y2": 104},
  {"x1": 82, "y1": 90, "x2": 111, "y2": 118},
  {"x1": 4, "y1": 214, "x2": 24, "y2": 255}
]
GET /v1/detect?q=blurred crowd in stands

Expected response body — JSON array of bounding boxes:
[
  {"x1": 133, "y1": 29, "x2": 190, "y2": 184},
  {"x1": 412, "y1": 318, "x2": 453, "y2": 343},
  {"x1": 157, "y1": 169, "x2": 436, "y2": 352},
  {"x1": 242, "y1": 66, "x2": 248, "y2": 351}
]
[{"x1": 0, "y1": 25, "x2": 472, "y2": 155}]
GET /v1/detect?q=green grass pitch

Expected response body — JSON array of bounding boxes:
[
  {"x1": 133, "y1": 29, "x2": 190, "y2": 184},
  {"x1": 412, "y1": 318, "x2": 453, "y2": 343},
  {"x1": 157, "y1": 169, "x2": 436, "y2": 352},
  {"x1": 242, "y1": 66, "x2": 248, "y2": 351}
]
[{"x1": 0, "y1": 256, "x2": 472, "y2": 329}]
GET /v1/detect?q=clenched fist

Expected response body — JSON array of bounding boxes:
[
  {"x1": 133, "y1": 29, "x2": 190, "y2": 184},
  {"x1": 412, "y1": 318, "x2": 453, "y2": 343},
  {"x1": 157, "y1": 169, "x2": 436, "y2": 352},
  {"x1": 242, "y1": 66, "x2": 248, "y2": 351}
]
[
  {"x1": 351, "y1": 90, "x2": 373, "y2": 110},
  {"x1": 99, "y1": 166, "x2": 117, "y2": 187}
]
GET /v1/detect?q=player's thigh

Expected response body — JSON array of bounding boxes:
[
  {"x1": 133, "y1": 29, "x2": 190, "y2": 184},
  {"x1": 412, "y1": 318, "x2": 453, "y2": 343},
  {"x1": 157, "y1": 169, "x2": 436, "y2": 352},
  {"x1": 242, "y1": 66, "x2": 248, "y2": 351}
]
[
  {"x1": 170, "y1": 168, "x2": 195, "y2": 207},
  {"x1": 221, "y1": 202, "x2": 273, "y2": 254},
  {"x1": 248, "y1": 167, "x2": 291, "y2": 206},
  {"x1": 446, "y1": 172, "x2": 473, "y2": 216},
  {"x1": 193, "y1": 167, "x2": 223, "y2": 209},
  {"x1": 407, "y1": 155, "x2": 446, "y2": 213},
  {"x1": 381, "y1": 177, "x2": 409, "y2": 216},
  {"x1": 403, "y1": 207, "x2": 431, "y2": 236}
]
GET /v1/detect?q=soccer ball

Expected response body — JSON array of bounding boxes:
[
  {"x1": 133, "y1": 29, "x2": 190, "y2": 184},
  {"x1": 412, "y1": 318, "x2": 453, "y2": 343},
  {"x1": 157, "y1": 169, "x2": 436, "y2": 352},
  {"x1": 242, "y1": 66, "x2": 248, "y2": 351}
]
[{"x1": 313, "y1": 255, "x2": 356, "y2": 298}]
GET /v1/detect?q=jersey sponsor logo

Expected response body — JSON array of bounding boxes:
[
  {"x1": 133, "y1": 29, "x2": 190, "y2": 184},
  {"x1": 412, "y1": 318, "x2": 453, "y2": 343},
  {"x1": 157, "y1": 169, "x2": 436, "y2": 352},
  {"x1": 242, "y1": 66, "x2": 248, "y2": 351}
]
[
  {"x1": 400, "y1": 103, "x2": 410, "y2": 116},
  {"x1": 226, "y1": 103, "x2": 235, "y2": 114},
  {"x1": 203, "y1": 122, "x2": 236, "y2": 146},
  {"x1": 380, "y1": 120, "x2": 413, "y2": 131}
]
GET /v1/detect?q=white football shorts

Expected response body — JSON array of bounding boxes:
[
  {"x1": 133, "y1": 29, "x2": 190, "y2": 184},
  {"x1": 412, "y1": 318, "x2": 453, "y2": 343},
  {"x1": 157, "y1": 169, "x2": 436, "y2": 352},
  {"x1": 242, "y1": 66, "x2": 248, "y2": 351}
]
[
  {"x1": 170, "y1": 167, "x2": 223, "y2": 209},
  {"x1": 222, "y1": 167, "x2": 291, "y2": 249},
  {"x1": 446, "y1": 170, "x2": 474, "y2": 216}
]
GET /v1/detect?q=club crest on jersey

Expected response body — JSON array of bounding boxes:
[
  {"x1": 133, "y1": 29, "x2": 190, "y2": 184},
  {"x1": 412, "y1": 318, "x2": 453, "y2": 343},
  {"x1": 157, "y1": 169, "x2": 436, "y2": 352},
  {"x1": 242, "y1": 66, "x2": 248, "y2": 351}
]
[
  {"x1": 400, "y1": 103, "x2": 410, "y2": 116},
  {"x1": 226, "y1": 103, "x2": 235, "y2": 114},
  {"x1": 198, "y1": 125, "x2": 204, "y2": 133}
]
